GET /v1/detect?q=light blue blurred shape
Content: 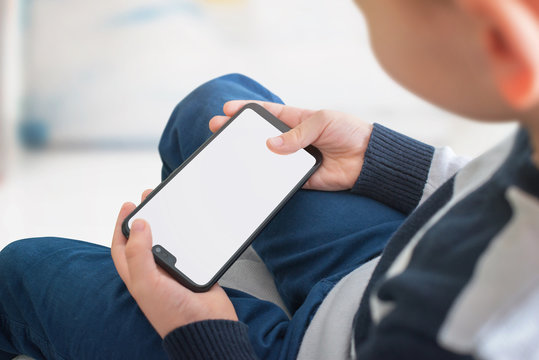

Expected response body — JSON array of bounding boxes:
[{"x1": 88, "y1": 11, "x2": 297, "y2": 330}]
[
  {"x1": 18, "y1": 117, "x2": 49, "y2": 149},
  {"x1": 105, "y1": 1, "x2": 202, "y2": 28}
]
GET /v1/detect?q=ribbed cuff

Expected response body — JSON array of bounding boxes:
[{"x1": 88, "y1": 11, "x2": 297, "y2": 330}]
[
  {"x1": 163, "y1": 320, "x2": 258, "y2": 360},
  {"x1": 352, "y1": 123, "x2": 434, "y2": 214}
]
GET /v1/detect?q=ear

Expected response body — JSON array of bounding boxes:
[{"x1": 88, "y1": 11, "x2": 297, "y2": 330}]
[{"x1": 457, "y1": 0, "x2": 539, "y2": 110}]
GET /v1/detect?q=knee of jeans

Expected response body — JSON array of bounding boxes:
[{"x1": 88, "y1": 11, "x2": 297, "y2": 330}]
[
  {"x1": 193, "y1": 73, "x2": 259, "y2": 99},
  {"x1": 0, "y1": 239, "x2": 38, "y2": 276},
  {"x1": 180, "y1": 72, "x2": 252, "y2": 103},
  {"x1": 0, "y1": 238, "x2": 66, "y2": 280},
  {"x1": 158, "y1": 73, "x2": 266, "y2": 159},
  {"x1": 160, "y1": 73, "x2": 251, "y2": 130},
  {"x1": 170, "y1": 73, "x2": 269, "y2": 120}
]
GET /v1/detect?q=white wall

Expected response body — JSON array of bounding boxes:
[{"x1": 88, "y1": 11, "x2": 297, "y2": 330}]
[
  {"x1": 0, "y1": 0, "x2": 6, "y2": 175},
  {"x1": 1, "y1": 0, "x2": 23, "y2": 175}
]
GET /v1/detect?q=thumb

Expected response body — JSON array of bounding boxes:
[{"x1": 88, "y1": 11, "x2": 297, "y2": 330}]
[
  {"x1": 125, "y1": 219, "x2": 158, "y2": 286},
  {"x1": 267, "y1": 116, "x2": 326, "y2": 155}
]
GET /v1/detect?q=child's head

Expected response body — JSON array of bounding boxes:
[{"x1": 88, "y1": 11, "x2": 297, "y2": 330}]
[{"x1": 354, "y1": 0, "x2": 539, "y2": 124}]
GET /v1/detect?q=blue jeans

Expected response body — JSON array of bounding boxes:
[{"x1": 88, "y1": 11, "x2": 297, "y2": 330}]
[{"x1": 0, "y1": 74, "x2": 405, "y2": 360}]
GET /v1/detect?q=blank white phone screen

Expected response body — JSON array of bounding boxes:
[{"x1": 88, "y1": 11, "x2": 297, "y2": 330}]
[{"x1": 128, "y1": 108, "x2": 316, "y2": 286}]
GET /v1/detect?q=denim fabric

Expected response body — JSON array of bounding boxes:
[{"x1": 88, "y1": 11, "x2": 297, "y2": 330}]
[
  {"x1": 0, "y1": 74, "x2": 405, "y2": 360},
  {"x1": 0, "y1": 238, "x2": 165, "y2": 360}
]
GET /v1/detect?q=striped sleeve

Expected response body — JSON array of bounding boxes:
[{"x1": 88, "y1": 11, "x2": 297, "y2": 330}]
[{"x1": 163, "y1": 320, "x2": 258, "y2": 360}]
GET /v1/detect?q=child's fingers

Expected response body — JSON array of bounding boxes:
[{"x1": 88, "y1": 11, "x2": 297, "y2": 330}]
[
  {"x1": 111, "y1": 202, "x2": 136, "y2": 249},
  {"x1": 209, "y1": 115, "x2": 230, "y2": 133},
  {"x1": 111, "y1": 202, "x2": 136, "y2": 282},
  {"x1": 141, "y1": 189, "x2": 153, "y2": 203},
  {"x1": 267, "y1": 114, "x2": 328, "y2": 155},
  {"x1": 124, "y1": 219, "x2": 158, "y2": 291},
  {"x1": 223, "y1": 100, "x2": 315, "y2": 129},
  {"x1": 222, "y1": 100, "x2": 254, "y2": 115}
]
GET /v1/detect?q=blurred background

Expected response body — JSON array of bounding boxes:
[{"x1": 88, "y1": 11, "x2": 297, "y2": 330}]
[{"x1": 0, "y1": 0, "x2": 516, "y2": 250}]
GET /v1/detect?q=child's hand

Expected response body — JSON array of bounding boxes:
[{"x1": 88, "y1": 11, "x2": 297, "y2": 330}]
[
  {"x1": 110, "y1": 190, "x2": 238, "y2": 338},
  {"x1": 210, "y1": 101, "x2": 373, "y2": 191}
]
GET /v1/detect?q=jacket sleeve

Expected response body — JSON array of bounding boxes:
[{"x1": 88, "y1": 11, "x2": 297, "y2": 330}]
[
  {"x1": 351, "y1": 123, "x2": 468, "y2": 214},
  {"x1": 163, "y1": 320, "x2": 258, "y2": 360}
]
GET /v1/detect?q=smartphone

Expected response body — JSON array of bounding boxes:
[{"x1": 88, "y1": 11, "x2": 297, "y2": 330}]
[{"x1": 122, "y1": 103, "x2": 322, "y2": 292}]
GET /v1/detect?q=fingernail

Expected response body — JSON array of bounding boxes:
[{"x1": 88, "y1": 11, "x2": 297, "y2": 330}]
[
  {"x1": 131, "y1": 219, "x2": 146, "y2": 232},
  {"x1": 269, "y1": 136, "x2": 283, "y2": 147}
]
